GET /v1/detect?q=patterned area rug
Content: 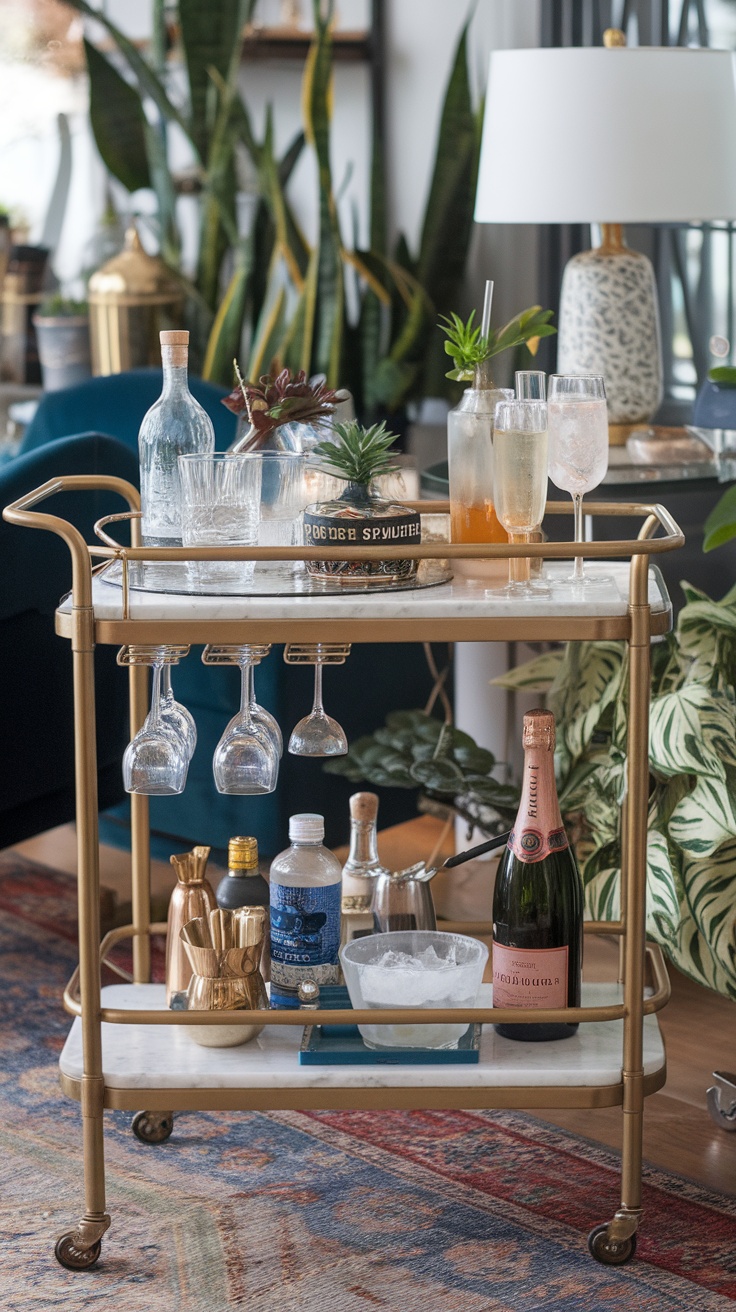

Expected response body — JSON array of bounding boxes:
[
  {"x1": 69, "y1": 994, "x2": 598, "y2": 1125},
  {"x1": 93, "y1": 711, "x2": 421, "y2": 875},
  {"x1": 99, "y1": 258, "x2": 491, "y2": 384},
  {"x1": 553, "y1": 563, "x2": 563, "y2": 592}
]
[{"x1": 2, "y1": 852, "x2": 736, "y2": 1311}]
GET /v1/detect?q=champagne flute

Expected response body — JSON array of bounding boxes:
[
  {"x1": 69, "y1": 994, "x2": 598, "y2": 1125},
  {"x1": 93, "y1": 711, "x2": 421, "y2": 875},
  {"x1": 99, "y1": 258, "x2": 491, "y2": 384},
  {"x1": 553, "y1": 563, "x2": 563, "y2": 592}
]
[
  {"x1": 492, "y1": 400, "x2": 548, "y2": 596},
  {"x1": 547, "y1": 374, "x2": 609, "y2": 586}
]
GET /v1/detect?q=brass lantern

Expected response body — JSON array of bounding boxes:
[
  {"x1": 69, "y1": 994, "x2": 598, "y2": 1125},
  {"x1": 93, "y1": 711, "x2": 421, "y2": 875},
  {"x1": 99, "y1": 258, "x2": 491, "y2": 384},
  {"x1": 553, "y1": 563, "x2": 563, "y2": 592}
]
[{"x1": 88, "y1": 222, "x2": 183, "y2": 375}]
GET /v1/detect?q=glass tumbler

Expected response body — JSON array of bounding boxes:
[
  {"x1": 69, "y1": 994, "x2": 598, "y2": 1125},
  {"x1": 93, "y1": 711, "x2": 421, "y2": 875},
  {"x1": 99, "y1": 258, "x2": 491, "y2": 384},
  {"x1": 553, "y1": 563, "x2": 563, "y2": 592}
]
[
  {"x1": 179, "y1": 453, "x2": 262, "y2": 594},
  {"x1": 251, "y1": 451, "x2": 307, "y2": 580}
]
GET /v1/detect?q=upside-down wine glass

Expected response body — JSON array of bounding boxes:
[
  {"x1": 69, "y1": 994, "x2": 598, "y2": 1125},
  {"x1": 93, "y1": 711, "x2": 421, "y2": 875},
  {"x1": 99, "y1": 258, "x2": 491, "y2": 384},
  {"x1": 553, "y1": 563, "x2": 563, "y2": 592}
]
[
  {"x1": 228, "y1": 647, "x2": 283, "y2": 758},
  {"x1": 288, "y1": 650, "x2": 348, "y2": 757},
  {"x1": 213, "y1": 655, "x2": 279, "y2": 795},
  {"x1": 160, "y1": 664, "x2": 197, "y2": 761},
  {"x1": 123, "y1": 651, "x2": 189, "y2": 795},
  {"x1": 547, "y1": 374, "x2": 610, "y2": 586},
  {"x1": 492, "y1": 399, "x2": 549, "y2": 597}
]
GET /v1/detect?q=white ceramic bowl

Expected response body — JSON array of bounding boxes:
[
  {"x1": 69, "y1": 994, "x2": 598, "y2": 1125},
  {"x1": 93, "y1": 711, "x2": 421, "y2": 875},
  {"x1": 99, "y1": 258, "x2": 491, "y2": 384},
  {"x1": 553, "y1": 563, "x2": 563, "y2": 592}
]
[{"x1": 340, "y1": 930, "x2": 488, "y2": 1049}]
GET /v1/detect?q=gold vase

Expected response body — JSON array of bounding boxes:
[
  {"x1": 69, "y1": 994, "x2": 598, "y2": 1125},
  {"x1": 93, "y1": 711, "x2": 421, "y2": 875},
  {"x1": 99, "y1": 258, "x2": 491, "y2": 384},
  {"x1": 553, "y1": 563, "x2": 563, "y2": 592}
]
[
  {"x1": 165, "y1": 846, "x2": 217, "y2": 1005},
  {"x1": 181, "y1": 907, "x2": 269, "y2": 1047}
]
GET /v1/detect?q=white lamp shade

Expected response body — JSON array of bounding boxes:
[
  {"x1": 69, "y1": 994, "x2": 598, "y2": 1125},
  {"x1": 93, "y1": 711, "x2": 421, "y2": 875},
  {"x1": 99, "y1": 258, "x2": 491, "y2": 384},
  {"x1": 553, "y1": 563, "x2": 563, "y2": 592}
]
[{"x1": 475, "y1": 47, "x2": 736, "y2": 224}]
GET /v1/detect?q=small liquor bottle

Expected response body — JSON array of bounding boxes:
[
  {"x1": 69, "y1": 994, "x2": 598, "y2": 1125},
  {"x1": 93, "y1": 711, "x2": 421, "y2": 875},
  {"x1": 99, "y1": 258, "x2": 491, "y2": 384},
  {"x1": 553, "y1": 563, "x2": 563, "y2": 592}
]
[
  {"x1": 216, "y1": 836, "x2": 270, "y2": 980},
  {"x1": 269, "y1": 814, "x2": 342, "y2": 1008},
  {"x1": 341, "y1": 792, "x2": 388, "y2": 903},
  {"x1": 492, "y1": 709, "x2": 583, "y2": 1041}
]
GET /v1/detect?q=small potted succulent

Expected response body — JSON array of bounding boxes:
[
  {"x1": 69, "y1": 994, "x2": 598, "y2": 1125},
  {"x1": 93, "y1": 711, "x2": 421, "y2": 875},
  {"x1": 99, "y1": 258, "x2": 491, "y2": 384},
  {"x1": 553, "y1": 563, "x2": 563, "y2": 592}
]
[
  {"x1": 222, "y1": 363, "x2": 339, "y2": 452},
  {"x1": 33, "y1": 293, "x2": 91, "y2": 391},
  {"x1": 303, "y1": 420, "x2": 421, "y2": 583}
]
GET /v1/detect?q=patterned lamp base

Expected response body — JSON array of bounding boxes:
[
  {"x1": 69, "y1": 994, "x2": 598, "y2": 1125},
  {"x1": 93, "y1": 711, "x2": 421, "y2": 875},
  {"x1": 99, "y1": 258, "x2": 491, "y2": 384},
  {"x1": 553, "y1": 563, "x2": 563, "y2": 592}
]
[{"x1": 557, "y1": 243, "x2": 664, "y2": 444}]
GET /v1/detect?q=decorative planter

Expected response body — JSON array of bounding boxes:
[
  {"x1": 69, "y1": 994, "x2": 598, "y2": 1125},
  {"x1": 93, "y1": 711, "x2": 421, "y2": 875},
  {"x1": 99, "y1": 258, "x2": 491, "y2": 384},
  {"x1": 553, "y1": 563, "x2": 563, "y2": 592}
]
[
  {"x1": 303, "y1": 482, "x2": 421, "y2": 584},
  {"x1": 33, "y1": 315, "x2": 91, "y2": 391}
]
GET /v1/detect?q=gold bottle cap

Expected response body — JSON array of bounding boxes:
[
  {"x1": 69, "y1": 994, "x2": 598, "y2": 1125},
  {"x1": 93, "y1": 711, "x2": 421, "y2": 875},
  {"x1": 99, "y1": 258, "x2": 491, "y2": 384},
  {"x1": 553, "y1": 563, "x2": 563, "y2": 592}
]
[
  {"x1": 228, "y1": 835, "x2": 259, "y2": 871},
  {"x1": 522, "y1": 708, "x2": 556, "y2": 751}
]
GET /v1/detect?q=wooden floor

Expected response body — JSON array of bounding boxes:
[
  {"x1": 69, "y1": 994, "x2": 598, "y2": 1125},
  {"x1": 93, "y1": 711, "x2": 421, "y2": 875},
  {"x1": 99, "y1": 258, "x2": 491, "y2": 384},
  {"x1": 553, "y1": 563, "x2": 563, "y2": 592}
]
[{"x1": 13, "y1": 815, "x2": 736, "y2": 1197}]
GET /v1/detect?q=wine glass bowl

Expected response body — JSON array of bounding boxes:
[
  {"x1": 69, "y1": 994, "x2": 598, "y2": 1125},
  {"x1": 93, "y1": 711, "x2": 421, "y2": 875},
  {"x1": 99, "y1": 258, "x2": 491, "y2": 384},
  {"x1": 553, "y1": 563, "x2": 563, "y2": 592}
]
[
  {"x1": 286, "y1": 645, "x2": 349, "y2": 758},
  {"x1": 122, "y1": 648, "x2": 190, "y2": 795},
  {"x1": 209, "y1": 644, "x2": 281, "y2": 794},
  {"x1": 160, "y1": 665, "x2": 197, "y2": 760},
  {"x1": 547, "y1": 374, "x2": 610, "y2": 586}
]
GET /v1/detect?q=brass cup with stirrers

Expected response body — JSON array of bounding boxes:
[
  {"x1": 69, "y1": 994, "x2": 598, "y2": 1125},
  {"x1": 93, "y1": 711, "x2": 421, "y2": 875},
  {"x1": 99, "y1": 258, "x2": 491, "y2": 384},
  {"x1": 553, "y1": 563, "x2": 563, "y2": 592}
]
[{"x1": 180, "y1": 907, "x2": 269, "y2": 1047}]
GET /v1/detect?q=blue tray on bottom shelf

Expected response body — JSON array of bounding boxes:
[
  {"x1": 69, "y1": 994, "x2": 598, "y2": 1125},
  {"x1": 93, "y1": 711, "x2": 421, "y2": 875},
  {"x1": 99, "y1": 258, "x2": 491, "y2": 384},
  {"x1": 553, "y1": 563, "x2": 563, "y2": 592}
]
[{"x1": 298, "y1": 986, "x2": 481, "y2": 1065}]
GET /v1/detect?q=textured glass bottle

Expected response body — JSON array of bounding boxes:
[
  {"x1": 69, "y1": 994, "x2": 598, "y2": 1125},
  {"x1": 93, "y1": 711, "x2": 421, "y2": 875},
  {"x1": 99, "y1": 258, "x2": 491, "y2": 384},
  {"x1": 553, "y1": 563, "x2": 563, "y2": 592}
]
[
  {"x1": 138, "y1": 330, "x2": 215, "y2": 585},
  {"x1": 447, "y1": 361, "x2": 512, "y2": 561}
]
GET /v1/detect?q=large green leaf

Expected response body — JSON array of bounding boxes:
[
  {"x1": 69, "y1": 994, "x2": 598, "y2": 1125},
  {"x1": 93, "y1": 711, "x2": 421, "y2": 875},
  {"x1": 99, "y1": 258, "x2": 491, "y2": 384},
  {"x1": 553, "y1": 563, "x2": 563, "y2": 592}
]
[
  {"x1": 179, "y1": 0, "x2": 251, "y2": 158},
  {"x1": 669, "y1": 767, "x2": 736, "y2": 856},
  {"x1": 648, "y1": 684, "x2": 732, "y2": 781},
  {"x1": 492, "y1": 648, "x2": 564, "y2": 692},
  {"x1": 679, "y1": 842, "x2": 736, "y2": 995},
  {"x1": 645, "y1": 829, "x2": 683, "y2": 943},
  {"x1": 66, "y1": 0, "x2": 194, "y2": 150},
  {"x1": 302, "y1": 8, "x2": 344, "y2": 383},
  {"x1": 84, "y1": 39, "x2": 151, "y2": 193},
  {"x1": 548, "y1": 640, "x2": 626, "y2": 763},
  {"x1": 201, "y1": 243, "x2": 252, "y2": 383},
  {"x1": 703, "y1": 482, "x2": 736, "y2": 551}
]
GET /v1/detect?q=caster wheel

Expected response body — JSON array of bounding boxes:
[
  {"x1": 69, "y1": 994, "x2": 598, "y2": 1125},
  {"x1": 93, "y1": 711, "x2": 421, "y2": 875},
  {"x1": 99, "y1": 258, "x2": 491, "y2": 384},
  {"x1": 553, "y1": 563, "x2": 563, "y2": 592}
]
[
  {"x1": 54, "y1": 1233, "x2": 102, "y2": 1270},
  {"x1": 588, "y1": 1223, "x2": 637, "y2": 1266},
  {"x1": 132, "y1": 1110, "x2": 174, "y2": 1144}
]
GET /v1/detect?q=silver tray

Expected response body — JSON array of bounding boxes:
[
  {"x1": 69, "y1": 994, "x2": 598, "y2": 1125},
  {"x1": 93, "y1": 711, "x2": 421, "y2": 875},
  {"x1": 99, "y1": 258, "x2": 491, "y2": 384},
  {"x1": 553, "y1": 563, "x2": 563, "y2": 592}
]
[{"x1": 96, "y1": 557, "x2": 453, "y2": 599}]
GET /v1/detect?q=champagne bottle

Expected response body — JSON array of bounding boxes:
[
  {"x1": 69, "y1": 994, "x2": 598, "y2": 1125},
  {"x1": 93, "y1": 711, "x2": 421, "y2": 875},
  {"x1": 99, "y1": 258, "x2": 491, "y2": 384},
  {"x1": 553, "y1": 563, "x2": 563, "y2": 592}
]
[{"x1": 492, "y1": 709, "x2": 583, "y2": 1041}]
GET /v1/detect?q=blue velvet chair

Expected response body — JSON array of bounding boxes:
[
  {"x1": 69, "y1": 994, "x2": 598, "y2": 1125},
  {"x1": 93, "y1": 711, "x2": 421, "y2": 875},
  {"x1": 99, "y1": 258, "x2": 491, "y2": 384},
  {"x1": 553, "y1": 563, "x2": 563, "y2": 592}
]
[
  {"x1": 0, "y1": 434, "x2": 138, "y2": 847},
  {"x1": 16, "y1": 373, "x2": 435, "y2": 860}
]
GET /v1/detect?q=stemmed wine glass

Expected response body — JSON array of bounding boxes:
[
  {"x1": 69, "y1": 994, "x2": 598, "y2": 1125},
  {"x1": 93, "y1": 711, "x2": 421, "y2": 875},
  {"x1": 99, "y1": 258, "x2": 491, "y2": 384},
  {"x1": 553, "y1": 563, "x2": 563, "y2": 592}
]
[
  {"x1": 123, "y1": 650, "x2": 189, "y2": 795},
  {"x1": 491, "y1": 399, "x2": 549, "y2": 597},
  {"x1": 213, "y1": 651, "x2": 279, "y2": 795},
  {"x1": 161, "y1": 665, "x2": 197, "y2": 761},
  {"x1": 288, "y1": 648, "x2": 348, "y2": 757},
  {"x1": 547, "y1": 374, "x2": 610, "y2": 586}
]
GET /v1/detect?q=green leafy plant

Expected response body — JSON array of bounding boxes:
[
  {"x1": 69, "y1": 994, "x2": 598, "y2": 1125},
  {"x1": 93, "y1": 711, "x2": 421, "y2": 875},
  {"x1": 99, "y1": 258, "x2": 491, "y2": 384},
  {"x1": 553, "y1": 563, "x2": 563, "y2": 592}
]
[
  {"x1": 703, "y1": 482, "x2": 736, "y2": 551},
  {"x1": 495, "y1": 584, "x2": 736, "y2": 1000},
  {"x1": 311, "y1": 421, "x2": 400, "y2": 489},
  {"x1": 222, "y1": 365, "x2": 337, "y2": 449},
  {"x1": 440, "y1": 306, "x2": 557, "y2": 382},
  {"x1": 708, "y1": 366, "x2": 736, "y2": 385},
  {"x1": 325, "y1": 709, "x2": 519, "y2": 834},
  {"x1": 36, "y1": 294, "x2": 88, "y2": 318}
]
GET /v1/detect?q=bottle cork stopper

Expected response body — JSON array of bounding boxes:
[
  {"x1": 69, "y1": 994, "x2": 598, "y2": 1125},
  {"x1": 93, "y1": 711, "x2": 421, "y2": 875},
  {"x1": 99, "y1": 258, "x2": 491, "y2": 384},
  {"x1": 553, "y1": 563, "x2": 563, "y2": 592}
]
[
  {"x1": 522, "y1": 708, "x2": 555, "y2": 750},
  {"x1": 160, "y1": 329, "x2": 188, "y2": 366},
  {"x1": 349, "y1": 792, "x2": 379, "y2": 822}
]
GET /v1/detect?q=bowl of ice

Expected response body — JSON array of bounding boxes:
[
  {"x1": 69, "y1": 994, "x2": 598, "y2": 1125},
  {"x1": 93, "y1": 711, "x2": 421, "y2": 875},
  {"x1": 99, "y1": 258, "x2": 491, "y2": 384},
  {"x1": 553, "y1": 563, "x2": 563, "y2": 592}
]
[{"x1": 340, "y1": 930, "x2": 488, "y2": 1049}]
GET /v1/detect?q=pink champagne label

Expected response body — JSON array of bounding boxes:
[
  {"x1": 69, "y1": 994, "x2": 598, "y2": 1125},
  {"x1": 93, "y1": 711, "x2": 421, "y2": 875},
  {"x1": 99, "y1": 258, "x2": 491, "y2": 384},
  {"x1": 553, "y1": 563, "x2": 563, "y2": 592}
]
[
  {"x1": 492, "y1": 943, "x2": 568, "y2": 1010},
  {"x1": 508, "y1": 825, "x2": 569, "y2": 864}
]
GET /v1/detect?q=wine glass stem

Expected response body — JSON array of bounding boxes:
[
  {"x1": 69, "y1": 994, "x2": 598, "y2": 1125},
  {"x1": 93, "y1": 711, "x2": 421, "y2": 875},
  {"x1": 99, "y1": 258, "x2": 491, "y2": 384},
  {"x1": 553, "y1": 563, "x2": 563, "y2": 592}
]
[
  {"x1": 572, "y1": 494, "x2": 585, "y2": 581},
  {"x1": 162, "y1": 663, "x2": 173, "y2": 704},
  {"x1": 240, "y1": 661, "x2": 255, "y2": 727},
  {"x1": 150, "y1": 663, "x2": 163, "y2": 726},
  {"x1": 312, "y1": 662, "x2": 324, "y2": 715}
]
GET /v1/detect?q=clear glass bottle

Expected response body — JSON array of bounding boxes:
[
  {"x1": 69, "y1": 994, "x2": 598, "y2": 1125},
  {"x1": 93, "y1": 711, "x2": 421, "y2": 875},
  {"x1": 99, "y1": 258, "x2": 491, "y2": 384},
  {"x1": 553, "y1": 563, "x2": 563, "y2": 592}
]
[
  {"x1": 447, "y1": 361, "x2": 512, "y2": 547},
  {"x1": 216, "y1": 836, "x2": 271, "y2": 980},
  {"x1": 269, "y1": 813, "x2": 342, "y2": 1008},
  {"x1": 138, "y1": 330, "x2": 215, "y2": 584},
  {"x1": 341, "y1": 791, "x2": 388, "y2": 904}
]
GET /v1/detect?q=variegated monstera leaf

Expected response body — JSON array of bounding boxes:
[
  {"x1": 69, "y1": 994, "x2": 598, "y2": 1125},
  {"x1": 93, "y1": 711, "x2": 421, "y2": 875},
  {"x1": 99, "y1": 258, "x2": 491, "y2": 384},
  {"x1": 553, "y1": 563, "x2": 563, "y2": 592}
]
[{"x1": 496, "y1": 589, "x2": 736, "y2": 1000}]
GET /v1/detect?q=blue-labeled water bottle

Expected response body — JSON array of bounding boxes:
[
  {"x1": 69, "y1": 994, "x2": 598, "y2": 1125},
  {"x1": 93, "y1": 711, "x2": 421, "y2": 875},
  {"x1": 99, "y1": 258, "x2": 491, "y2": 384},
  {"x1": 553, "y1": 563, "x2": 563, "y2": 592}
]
[{"x1": 269, "y1": 813, "x2": 342, "y2": 1009}]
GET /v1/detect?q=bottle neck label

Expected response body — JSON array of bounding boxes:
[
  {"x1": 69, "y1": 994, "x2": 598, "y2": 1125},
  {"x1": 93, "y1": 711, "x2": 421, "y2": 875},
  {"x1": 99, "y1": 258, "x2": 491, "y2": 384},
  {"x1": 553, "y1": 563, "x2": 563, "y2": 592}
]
[{"x1": 510, "y1": 744, "x2": 567, "y2": 864}]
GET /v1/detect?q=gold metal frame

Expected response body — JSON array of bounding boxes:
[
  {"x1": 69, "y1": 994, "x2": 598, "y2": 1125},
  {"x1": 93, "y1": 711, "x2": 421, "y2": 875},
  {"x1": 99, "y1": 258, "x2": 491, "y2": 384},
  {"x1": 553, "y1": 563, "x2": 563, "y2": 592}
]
[{"x1": 2, "y1": 474, "x2": 685, "y2": 1265}]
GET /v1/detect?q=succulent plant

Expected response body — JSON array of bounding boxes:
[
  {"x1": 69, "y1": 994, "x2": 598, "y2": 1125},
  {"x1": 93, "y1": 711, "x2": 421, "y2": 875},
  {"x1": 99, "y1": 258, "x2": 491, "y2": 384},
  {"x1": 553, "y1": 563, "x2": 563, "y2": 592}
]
[
  {"x1": 311, "y1": 420, "x2": 400, "y2": 491},
  {"x1": 222, "y1": 364, "x2": 338, "y2": 450}
]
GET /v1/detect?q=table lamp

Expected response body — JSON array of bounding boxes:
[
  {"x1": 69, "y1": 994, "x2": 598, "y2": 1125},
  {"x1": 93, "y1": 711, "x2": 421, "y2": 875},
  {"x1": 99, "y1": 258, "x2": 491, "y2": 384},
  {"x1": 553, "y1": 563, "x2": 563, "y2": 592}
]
[{"x1": 474, "y1": 32, "x2": 736, "y2": 442}]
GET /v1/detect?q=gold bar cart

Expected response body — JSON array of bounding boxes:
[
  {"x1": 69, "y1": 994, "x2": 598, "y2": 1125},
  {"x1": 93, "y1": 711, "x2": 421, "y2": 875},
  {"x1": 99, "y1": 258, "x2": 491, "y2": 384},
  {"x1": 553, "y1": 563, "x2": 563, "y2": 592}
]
[{"x1": 3, "y1": 477, "x2": 684, "y2": 1271}]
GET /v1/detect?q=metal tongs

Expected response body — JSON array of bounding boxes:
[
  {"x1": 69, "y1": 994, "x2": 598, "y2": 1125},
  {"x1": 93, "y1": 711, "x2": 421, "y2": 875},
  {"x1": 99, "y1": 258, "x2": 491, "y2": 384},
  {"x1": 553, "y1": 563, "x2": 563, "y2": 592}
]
[{"x1": 394, "y1": 830, "x2": 511, "y2": 884}]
